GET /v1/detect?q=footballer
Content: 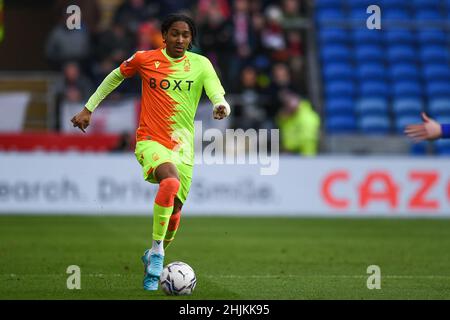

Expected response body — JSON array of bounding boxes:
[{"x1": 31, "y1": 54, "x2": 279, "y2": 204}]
[{"x1": 71, "y1": 13, "x2": 231, "y2": 291}]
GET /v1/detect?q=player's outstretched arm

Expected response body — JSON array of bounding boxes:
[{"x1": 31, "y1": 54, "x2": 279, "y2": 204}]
[
  {"x1": 70, "y1": 68, "x2": 125, "y2": 133},
  {"x1": 404, "y1": 112, "x2": 443, "y2": 142},
  {"x1": 201, "y1": 57, "x2": 231, "y2": 121}
]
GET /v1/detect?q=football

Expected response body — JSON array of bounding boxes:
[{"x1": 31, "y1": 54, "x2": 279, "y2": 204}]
[{"x1": 159, "y1": 261, "x2": 197, "y2": 295}]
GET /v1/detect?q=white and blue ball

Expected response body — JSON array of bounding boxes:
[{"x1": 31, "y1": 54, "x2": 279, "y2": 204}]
[{"x1": 159, "y1": 261, "x2": 197, "y2": 295}]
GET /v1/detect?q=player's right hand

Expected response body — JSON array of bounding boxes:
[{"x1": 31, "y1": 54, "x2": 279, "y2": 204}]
[{"x1": 71, "y1": 107, "x2": 92, "y2": 133}]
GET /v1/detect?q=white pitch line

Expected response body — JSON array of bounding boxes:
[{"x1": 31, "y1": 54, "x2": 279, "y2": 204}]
[
  {"x1": 203, "y1": 274, "x2": 450, "y2": 280},
  {"x1": 4, "y1": 274, "x2": 450, "y2": 279}
]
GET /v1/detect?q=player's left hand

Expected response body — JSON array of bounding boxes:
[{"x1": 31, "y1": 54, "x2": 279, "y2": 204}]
[{"x1": 213, "y1": 105, "x2": 230, "y2": 120}]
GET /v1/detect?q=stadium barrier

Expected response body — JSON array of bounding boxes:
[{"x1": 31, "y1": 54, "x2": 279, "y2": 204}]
[
  {"x1": 0, "y1": 92, "x2": 30, "y2": 131},
  {"x1": 1, "y1": 153, "x2": 449, "y2": 216},
  {"x1": 0, "y1": 133, "x2": 121, "y2": 152}
]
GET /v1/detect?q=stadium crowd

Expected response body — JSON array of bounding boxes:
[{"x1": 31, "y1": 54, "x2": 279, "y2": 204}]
[{"x1": 45, "y1": 0, "x2": 320, "y2": 155}]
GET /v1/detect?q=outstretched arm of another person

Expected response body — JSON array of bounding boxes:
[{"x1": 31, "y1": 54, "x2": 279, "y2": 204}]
[
  {"x1": 70, "y1": 68, "x2": 125, "y2": 133},
  {"x1": 404, "y1": 112, "x2": 450, "y2": 141}
]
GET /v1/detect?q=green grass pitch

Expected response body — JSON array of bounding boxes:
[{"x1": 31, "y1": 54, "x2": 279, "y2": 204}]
[{"x1": 1, "y1": 215, "x2": 450, "y2": 299}]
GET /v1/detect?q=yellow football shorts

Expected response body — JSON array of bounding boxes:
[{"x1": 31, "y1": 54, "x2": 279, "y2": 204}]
[{"x1": 134, "y1": 140, "x2": 193, "y2": 203}]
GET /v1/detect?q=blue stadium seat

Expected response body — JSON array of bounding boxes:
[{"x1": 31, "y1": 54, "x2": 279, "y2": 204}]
[
  {"x1": 379, "y1": 0, "x2": 408, "y2": 9},
  {"x1": 417, "y1": 30, "x2": 447, "y2": 45},
  {"x1": 434, "y1": 139, "x2": 450, "y2": 156},
  {"x1": 323, "y1": 63, "x2": 354, "y2": 81},
  {"x1": 415, "y1": 10, "x2": 442, "y2": 21},
  {"x1": 359, "y1": 81, "x2": 389, "y2": 98},
  {"x1": 434, "y1": 115, "x2": 450, "y2": 126},
  {"x1": 392, "y1": 81, "x2": 423, "y2": 98},
  {"x1": 345, "y1": 0, "x2": 373, "y2": 9},
  {"x1": 428, "y1": 98, "x2": 450, "y2": 117},
  {"x1": 420, "y1": 46, "x2": 450, "y2": 63},
  {"x1": 412, "y1": 0, "x2": 441, "y2": 10},
  {"x1": 383, "y1": 10, "x2": 410, "y2": 21},
  {"x1": 316, "y1": 0, "x2": 342, "y2": 9},
  {"x1": 325, "y1": 80, "x2": 356, "y2": 97},
  {"x1": 356, "y1": 63, "x2": 386, "y2": 80},
  {"x1": 389, "y1": 64, "x2": 420, "y2": 81},
  {"x1": 316, "y1": 1, "x2": 450, "y2": 139},
  {"x1": 383, "y1": 30, "x2": 415, "y2": 44},
  {"x1": 355, "y1": 45, "x2": 384, "y2": 61},
  {"x1": 319, "y1": 28, "x2": 349, "y2": 44},
  {"x1": 422, "y1": 46, "x2": 450, "y2": 63},
  {"x1": 356, "y1": 98, "x2": 388, "y2": 115},
  {"x1": 352, "y1": 29, "x2": 382, "y2": 44},
  {"x1": 316, "y1": 9, "x2": 346, "y2": 25},
  {"x1": 423, "y1": 64, "x2": 450, "y2": 81},
  {"x1": 359, "y1": 114, "x2": 391, "y2": 134},
  {"x1": 321, "y1": 44, "x2": 351, "y2": 62},
  {"x1": 326, "y1": 115, "x2": 357, "y2": 133},
  {"x1": 349, "y1": 8, "x2": 370, "y2": 23},
  {"x1": 392, "y1": 98, "x2": 424, "y2": 116},
  {"x1": 426, "y1": 81, "x2": 450, "y2": 98},
  {"x1": 387, "y1": 45, "x2": 416, "y2": 63},
  {"x1": 325, "y1": 97, "x2": 355, "y2": 115},
  {"x1": 410, "y1": 141, "x2": 428, "y2": 156},
  {"x1": 394, "y1": 114, "x2": 422, "y2": 133}
]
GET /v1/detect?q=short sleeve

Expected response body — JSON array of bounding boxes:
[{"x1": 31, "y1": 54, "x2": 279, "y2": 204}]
[{"x1": 119, "y1": 52, "x2": 142, "y2": 78}]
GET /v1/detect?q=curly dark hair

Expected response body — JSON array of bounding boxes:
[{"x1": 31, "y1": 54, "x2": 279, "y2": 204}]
[{"x1": 161, "y1": 13, "x2": 197, "y2": 50}]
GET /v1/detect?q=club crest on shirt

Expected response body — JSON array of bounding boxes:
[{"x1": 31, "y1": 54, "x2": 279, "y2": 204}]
[
  {"x1": 124, "y1": 54, "x2": 135, "y2": 66},
  {"x1": 155, "y1": 61, "x2": 160, "y2": 69},
  {"x1": 184, "y1": 59, "x2": 190, "y2": 72}
]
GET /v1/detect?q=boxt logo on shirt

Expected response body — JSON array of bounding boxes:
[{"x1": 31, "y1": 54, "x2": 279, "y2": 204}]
[{"x1": 148, "y1": 77, "x2": 194, "y2": 91}]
